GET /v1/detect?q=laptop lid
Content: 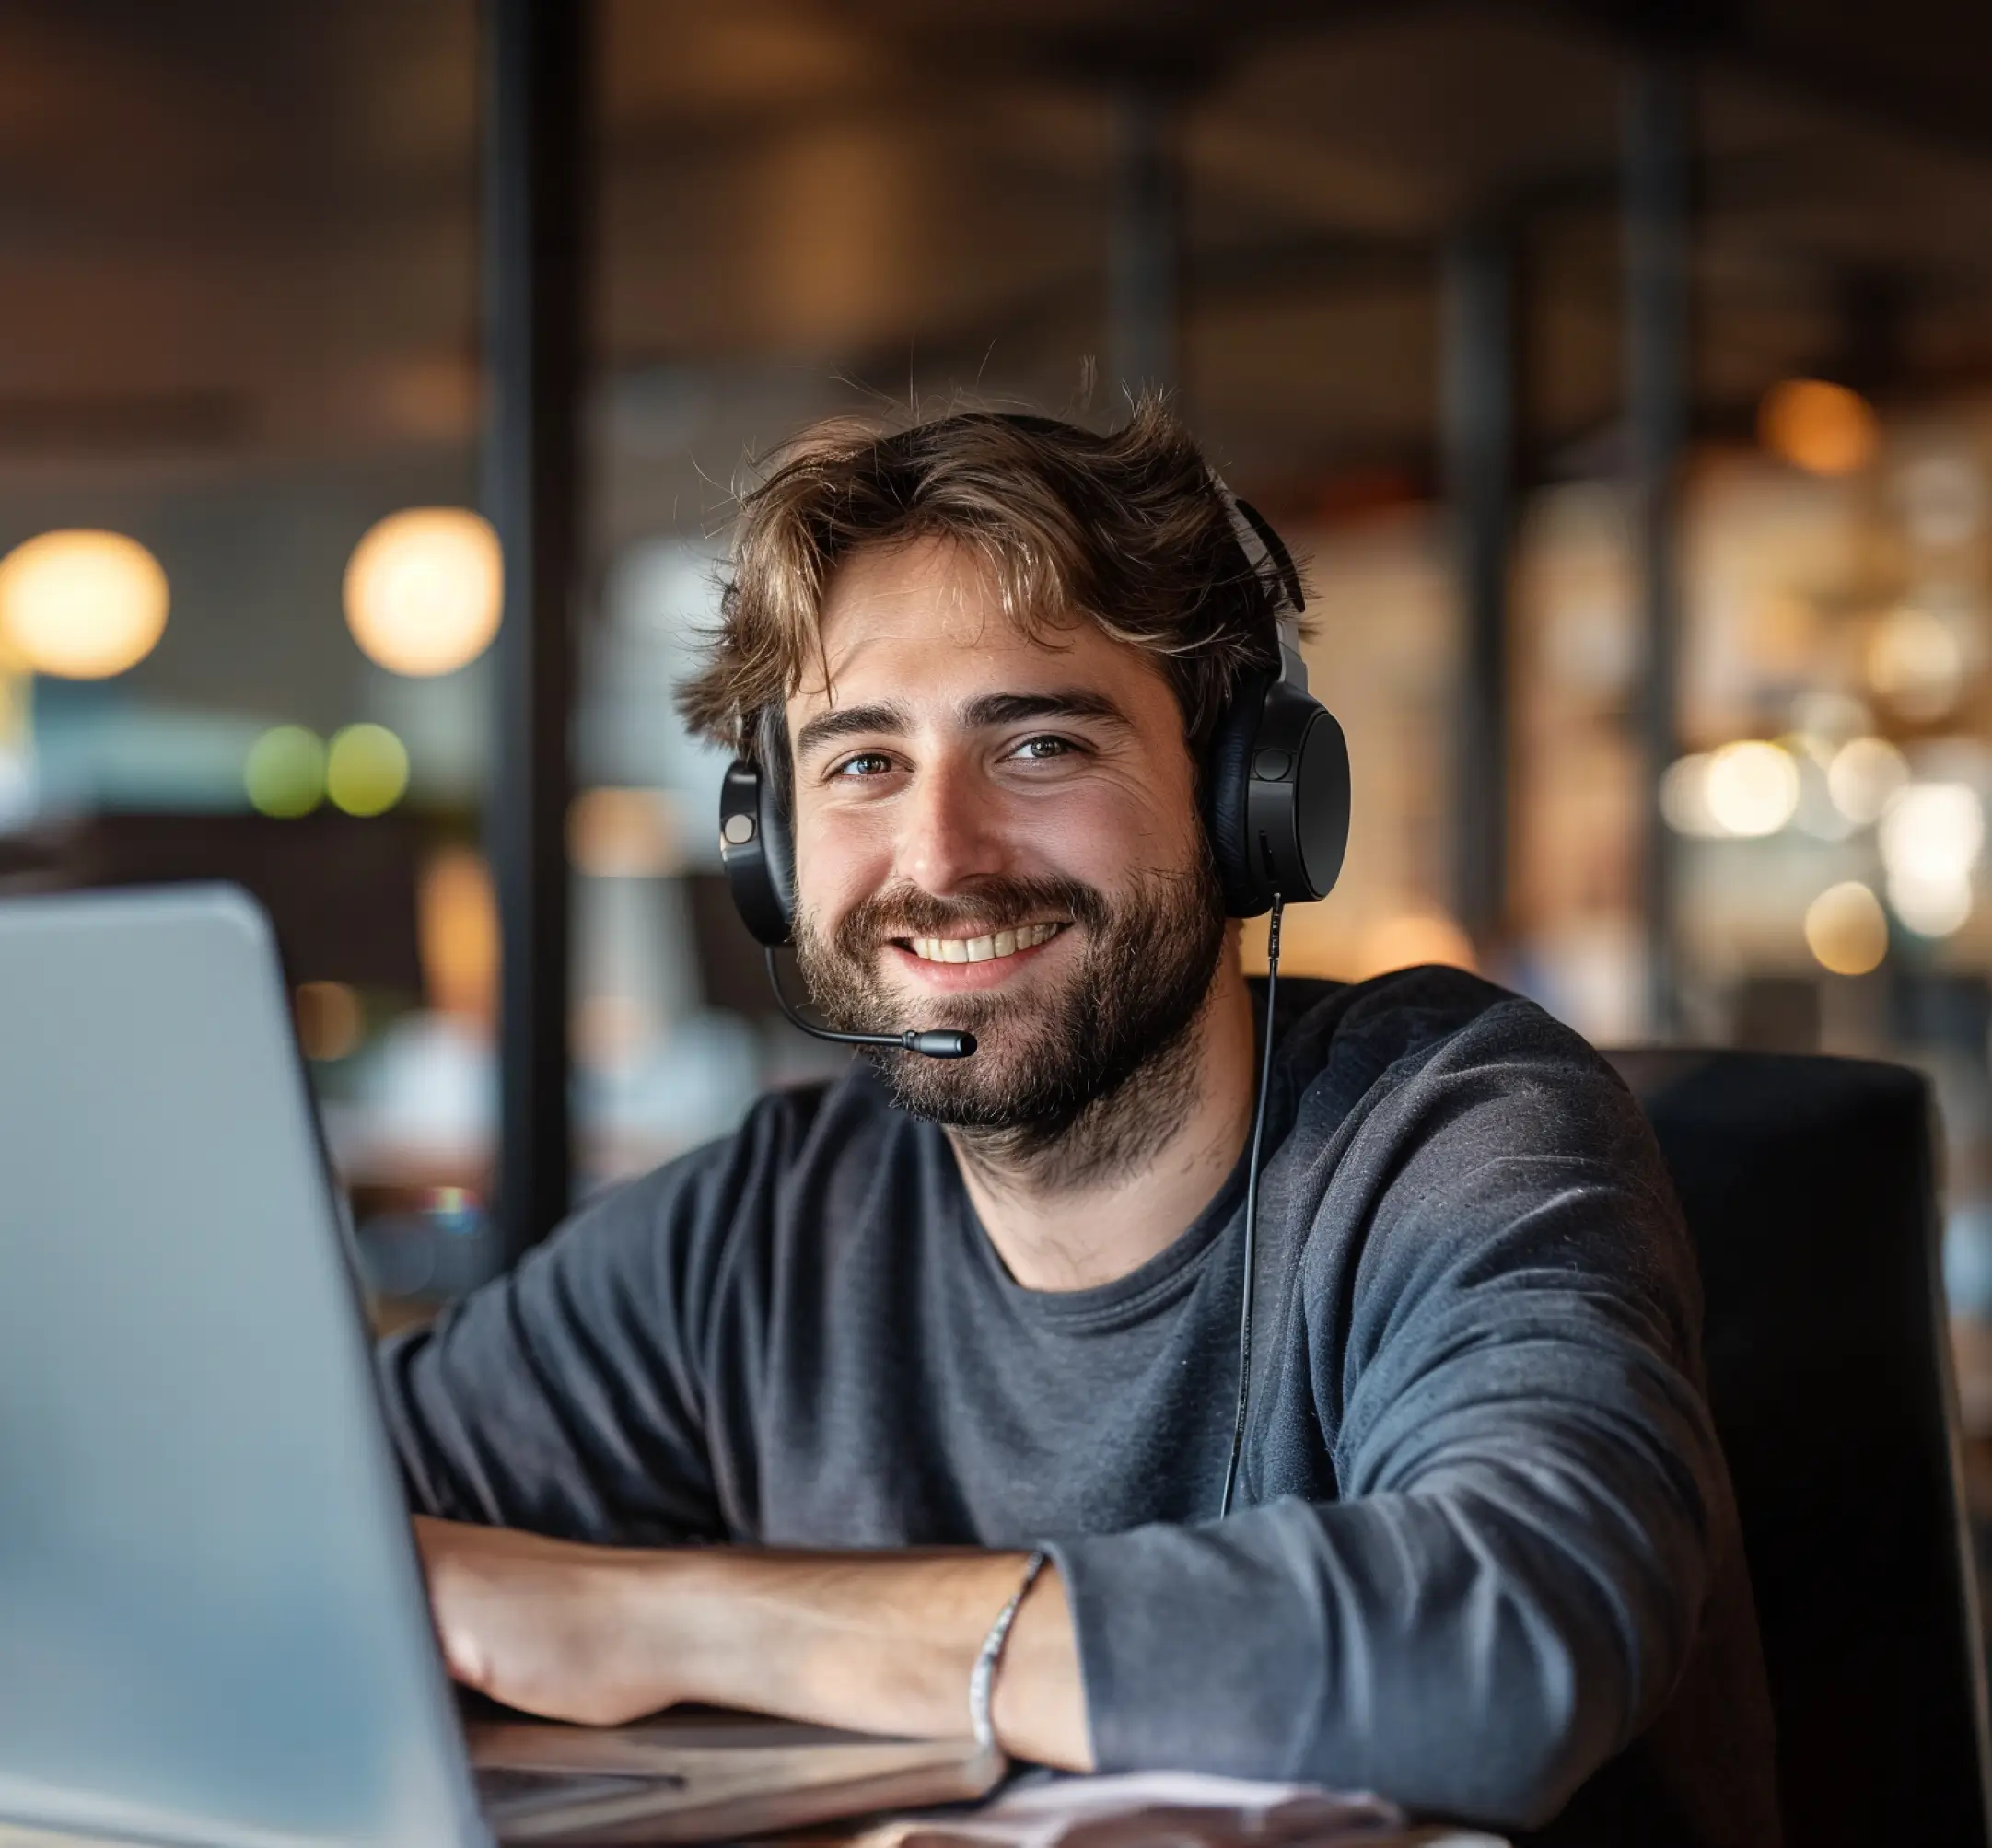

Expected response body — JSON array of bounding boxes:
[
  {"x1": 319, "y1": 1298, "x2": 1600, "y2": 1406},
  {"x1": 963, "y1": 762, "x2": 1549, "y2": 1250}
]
[{"x1": 0, "y1": 885, "x2": 485, "y2": 1847}]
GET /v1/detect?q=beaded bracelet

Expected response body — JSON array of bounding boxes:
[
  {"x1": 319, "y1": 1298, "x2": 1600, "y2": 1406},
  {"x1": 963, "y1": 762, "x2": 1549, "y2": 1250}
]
[{"x1": 968, "y1": 1549, "x2": 1047, "y2": 1750}]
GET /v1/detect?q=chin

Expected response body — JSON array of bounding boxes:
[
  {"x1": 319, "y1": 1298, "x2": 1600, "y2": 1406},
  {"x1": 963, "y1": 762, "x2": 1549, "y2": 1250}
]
[{"x1": 882, "y1": 970, "x2": 1054, "y2": 1039}]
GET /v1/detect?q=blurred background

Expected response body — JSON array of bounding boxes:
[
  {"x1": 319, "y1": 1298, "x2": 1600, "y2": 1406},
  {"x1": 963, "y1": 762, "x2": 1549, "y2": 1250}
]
[{"x1": 7, "y1": 2, "x2": 1992, "y2": 1370}]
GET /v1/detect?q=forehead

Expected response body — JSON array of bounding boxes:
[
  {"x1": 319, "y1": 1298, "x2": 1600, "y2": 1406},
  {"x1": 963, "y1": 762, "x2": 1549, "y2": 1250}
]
[{"x1": 803, "y1": 535, "x2": 1171, "y2": 707}]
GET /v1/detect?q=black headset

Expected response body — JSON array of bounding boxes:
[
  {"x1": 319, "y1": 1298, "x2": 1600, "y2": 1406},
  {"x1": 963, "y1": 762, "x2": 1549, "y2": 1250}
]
[{"x1": 717, "y1": 478, "x2": 1351, "y2": 945}]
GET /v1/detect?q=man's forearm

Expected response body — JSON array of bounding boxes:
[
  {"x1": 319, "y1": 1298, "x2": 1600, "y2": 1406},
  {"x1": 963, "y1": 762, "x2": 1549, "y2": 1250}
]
[
  {"x1": 659, "y1": 1548, "x2": 1093, "y2": 1769},
  {"x1": 414, "y1": 1517, "x2": 1093, "y2": 1770}
]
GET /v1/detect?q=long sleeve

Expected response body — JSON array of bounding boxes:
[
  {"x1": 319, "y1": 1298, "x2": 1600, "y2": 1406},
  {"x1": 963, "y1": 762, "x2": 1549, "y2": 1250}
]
[
  {"x1": 374, "y1": 1090, "x2": 799, "y2": 1545},
  {"x1": 1045, "y1": 996, "x2": 1729, "y2": 1831}
]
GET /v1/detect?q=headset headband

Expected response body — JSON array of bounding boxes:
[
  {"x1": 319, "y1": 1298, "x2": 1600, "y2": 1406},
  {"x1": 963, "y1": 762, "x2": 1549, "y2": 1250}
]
[{"x1": 1210, "y1": 474, "x2": 1309, "y2": 692}]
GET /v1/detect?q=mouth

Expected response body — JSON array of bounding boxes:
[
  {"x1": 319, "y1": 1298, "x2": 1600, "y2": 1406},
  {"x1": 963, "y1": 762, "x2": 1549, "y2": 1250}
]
[
  {"x1": 880, "y1": 920, "x2": 1075, "y2": 993},
  {"x1": 896, "y1": 921, "x2": 1069, "y2": 966}
]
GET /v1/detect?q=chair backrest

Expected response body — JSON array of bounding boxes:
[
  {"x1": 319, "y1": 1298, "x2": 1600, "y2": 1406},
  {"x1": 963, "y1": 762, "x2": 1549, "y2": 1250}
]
[{"x1": 1609, "y1": 1048, "x2": 1992, "y2": 1847}]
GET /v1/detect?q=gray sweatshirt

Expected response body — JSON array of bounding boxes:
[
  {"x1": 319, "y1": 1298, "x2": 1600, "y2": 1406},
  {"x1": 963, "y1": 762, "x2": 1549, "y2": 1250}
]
[{"x1": 378, "y1": 968, "x2": 1779, "y2": 1843}]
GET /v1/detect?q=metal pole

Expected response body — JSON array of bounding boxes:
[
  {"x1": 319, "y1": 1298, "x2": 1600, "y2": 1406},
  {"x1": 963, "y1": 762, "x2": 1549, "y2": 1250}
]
[
  {"x1": 482, "y1": 0, "x2": 588, "y2": 1262},
  {"x1": 1624, "y1": 50, "x2": 1691, "y2": 1039},
  {"x1": 1441, "y1": 220, "x2": 1518, "y2": 955},
  {"x1": 1109, "y1": 78, "x2": 1182, "y2": 401}
]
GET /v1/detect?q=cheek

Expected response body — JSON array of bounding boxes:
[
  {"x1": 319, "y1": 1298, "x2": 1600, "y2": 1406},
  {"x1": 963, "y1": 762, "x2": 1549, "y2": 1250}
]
[
  {"x1": 1032, "y1": 777, "x2": 1202, "y2": 882},
  {"x1": 792, "y1": 805, "x2": 890, "y2": 921},
  {"x1": 1097, "y1": 748, "x2": 1203, "y2": 850}
]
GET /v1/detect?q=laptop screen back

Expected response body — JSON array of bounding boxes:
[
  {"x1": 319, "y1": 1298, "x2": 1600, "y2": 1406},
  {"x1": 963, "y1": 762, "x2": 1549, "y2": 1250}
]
[{"x1": 0, "y1": 886, "x2": 481, "y2": 1847}]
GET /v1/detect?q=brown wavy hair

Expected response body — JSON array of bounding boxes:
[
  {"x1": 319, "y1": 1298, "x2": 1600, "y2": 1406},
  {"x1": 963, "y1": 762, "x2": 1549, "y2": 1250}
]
[{"x1": 676, "y1": 396, "x2": 1296, "y2": 761}]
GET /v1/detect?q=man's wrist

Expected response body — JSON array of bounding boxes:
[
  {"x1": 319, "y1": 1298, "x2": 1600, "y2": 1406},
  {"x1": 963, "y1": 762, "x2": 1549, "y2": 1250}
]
[{"x1": 592, "y1": 1543, "x2": 736, "y2": 1714}]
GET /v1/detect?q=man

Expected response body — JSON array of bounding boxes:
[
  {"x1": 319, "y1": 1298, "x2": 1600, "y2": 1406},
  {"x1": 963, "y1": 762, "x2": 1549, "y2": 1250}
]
[{"x1": 383, "y1": 404, "x2": 1778, "y2": 1842}]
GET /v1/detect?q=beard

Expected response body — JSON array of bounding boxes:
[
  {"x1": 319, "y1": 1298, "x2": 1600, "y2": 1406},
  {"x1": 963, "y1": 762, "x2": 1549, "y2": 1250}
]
[{"x1": 792, "y1": 844, "x2": 1229, "y2": 1190}]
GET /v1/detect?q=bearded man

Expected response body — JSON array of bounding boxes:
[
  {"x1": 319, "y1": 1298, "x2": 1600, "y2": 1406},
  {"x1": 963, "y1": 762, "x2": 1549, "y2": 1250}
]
[{"x1": 381, "y1": 405, "x2": 1778, "y2": 1844}]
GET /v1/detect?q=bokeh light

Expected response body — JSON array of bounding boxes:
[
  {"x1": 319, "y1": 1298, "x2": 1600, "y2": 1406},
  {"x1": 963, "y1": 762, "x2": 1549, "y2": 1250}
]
[
  {"x1": 418, "y1": 845, "x2": 499, "y2": 1023},
  {"x1": 1880, "y1": 781, "x2": 1984, "y2": 881},
  {"x1": 0, "y1": 529, "x2": 169, "y2": 680},
  {"x1": 1827, "y1": 736, "x2": 1911, "y2": 825},
  {"x1": 1660, "y1": 754, "x2": 1724, "y2": 837},
  {"x1": 1704, "y1": 740, "x2": 1800, "y2": 838},
  {"x1": 1759, "y1": 378, "x2": 1879, "y2": 476},
  {"x1": 1804, "y1": 882, "x2": 1889, "y2": 976},
  {"x1": 1889, "y1": 872, "x2": 1975, "y2": 938},
  {"x1": 1866, "y1": 603, "x2": 1964, "y2": 720},
  {"x1": 567, "y1": 786, "x2": 679, "y2": 878},
  {"x1": 344, "y1": 507, "x2": 502, "y2": 677},
  {"x1": 326, "y1": 722, "x2": 411, "y2": 817},
  {"x1": 1879, "y1": 782, "x2": 1984, "y2": 937},
  {"x1": 244, "y1": 725, "x2": 326, "y2": 818},
  {"x1": 1786, "y1": 734, "x2": 1854, "y2": 843},
  {"x1": 295, "y1": 980, "x2": 364, "y2": 1062}
]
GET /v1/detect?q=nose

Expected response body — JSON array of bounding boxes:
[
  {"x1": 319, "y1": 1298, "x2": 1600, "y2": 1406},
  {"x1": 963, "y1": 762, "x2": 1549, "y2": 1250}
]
[{"x1": 895, "y1": 750, "x2": 1009, "y2": 895}]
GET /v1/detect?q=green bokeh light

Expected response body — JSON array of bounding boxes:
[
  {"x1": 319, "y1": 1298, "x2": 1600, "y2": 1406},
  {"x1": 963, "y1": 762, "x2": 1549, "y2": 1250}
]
[
  {"x1": 327, "y1": 723, "x2": 410, "y2": 817},
  {"x1": 244, "y1": 725, "x2": 326, "y2": 819}
]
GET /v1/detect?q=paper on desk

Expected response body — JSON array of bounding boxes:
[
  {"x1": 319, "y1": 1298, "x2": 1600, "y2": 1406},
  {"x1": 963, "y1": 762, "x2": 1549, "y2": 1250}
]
[{"x1": 841, "y1": 1770, "x2": 1487, "y2": 1847}]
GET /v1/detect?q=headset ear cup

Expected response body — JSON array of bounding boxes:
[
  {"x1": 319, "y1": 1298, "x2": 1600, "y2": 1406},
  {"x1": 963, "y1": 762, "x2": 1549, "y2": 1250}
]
[
  {"x1": 1292, "y1": 705, "x2": 1350, "y2": 901},
  {"x1": 1201, "y1": 672, "x2": 1275, "y2": 917},
  {"x1": 719, "y1": 757, "x2": 797, "y2": 947}
]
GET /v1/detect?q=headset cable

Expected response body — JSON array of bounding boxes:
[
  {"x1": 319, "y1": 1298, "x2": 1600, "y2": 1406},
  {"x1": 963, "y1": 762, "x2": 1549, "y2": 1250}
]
[{"x1": 1218, "y1": 892, "x2": 1283, "y2": 1520}]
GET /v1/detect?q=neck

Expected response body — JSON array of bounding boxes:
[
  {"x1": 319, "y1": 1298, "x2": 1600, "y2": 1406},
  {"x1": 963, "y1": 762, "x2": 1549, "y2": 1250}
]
[{"x1": 951, "y1": 928, "x2": 1258, "y2": 1292}]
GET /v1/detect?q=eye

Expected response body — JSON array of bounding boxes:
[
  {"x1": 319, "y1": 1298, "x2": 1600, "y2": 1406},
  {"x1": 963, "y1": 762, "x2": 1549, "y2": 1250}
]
[
  {"x1": 1008, "y1": 734, "x2": 1078, "y2": 762},
  {"x1": 827, "y1": 750, "x2": 896, "y2": 780}
]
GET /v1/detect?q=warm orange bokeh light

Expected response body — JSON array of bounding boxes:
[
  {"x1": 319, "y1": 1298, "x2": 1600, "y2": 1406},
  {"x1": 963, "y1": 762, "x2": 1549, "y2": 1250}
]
[
  {"x1": 567, "y1": 787, "x2": 680, "y2": 878},
  {"x1": 1758, "y1": 378, "x2": 1879, "y2": 477},
  {"x1": 418, "y1": 845, "x2": 500, "y2": 1023},
  {"x1": 1804, "y1": 882, "x2": 1889, "y2": 977},
  {"x1": 295, "y1": 980, "x2": 365, "y2": 1061}
]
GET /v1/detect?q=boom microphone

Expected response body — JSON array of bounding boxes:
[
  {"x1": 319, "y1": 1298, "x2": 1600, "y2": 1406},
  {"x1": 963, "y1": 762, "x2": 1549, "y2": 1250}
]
[{"x1": 763, "y1": 947, "x2": 977, "y2": 1060}]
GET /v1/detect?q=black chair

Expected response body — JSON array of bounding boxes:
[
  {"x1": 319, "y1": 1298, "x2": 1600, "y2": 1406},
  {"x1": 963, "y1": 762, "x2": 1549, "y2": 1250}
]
[{"x1": 1609, "y1": 1049, "x2": 1992, "y2": 1846}]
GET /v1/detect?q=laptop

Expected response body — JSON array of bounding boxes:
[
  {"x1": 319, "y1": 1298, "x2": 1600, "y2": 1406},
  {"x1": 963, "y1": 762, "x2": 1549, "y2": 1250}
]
[{"x1": 0, "y1": 885, "x2": 1001, "y2": 1846}]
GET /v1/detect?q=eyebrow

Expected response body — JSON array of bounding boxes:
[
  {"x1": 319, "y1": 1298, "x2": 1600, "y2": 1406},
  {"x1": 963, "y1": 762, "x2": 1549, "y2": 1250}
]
[
  {"x1": 961, "y1": 690, "x2": 1134, "y2": 732},
  {"x1": 793, "y1": 701, "x2": 913, "y2": 761},
  {"x1": 792, "y1": 689, "x2": 1133, "y2": 762}
]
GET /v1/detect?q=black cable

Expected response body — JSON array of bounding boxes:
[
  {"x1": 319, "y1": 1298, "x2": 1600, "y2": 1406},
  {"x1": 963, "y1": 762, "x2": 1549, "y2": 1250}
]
[
  {"x1": 1218, "y1": 892, "x2": 1283, "y2": 1520},
  {"x1": 763, "y1": 946, "x2": 975, "y2": 1059}
]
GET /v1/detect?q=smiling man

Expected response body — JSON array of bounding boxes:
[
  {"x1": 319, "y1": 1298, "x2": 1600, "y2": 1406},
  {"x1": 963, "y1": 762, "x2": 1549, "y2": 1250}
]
[{"x1": 380, "y1": 405, "x2": 1778, "y2": 1843}]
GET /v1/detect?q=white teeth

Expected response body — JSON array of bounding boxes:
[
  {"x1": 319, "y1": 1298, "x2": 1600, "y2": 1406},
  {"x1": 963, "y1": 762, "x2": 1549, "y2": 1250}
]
[{"x1": 906, "y1": 922, "x2": 1065, "y2": 964}]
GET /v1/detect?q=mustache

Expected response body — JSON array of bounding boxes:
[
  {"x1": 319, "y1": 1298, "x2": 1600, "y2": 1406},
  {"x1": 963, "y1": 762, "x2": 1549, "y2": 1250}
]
[{"x1": 833, "y1": 875, "x2": 1109, "y2": 952}]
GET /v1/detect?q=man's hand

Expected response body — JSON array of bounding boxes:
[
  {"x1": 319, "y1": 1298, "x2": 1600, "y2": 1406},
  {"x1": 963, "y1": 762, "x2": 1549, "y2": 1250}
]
[
  {"x1": 414, "y1": 1516, "x2": 683, "y2": 1724},
  {"x1": 410, "y1": 1517, "x2": 1093, "y2": 1769}
]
